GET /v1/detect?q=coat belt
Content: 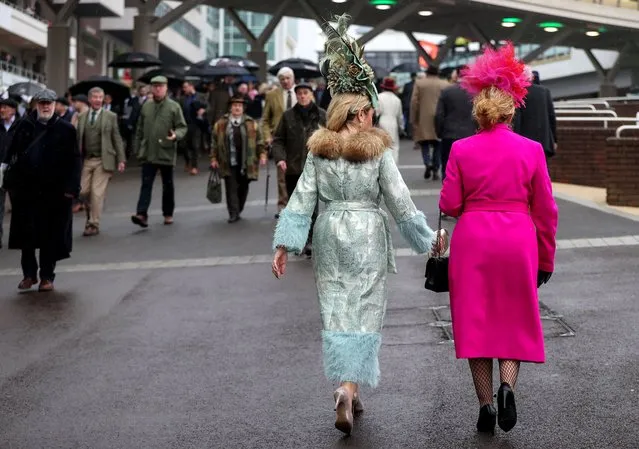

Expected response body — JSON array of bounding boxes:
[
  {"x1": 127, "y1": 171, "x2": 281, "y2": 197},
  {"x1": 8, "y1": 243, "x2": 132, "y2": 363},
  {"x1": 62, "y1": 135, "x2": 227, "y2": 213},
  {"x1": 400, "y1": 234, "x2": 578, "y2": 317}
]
[{"x1": 324, "y1": 201, "x2": 397, "y2": 273}]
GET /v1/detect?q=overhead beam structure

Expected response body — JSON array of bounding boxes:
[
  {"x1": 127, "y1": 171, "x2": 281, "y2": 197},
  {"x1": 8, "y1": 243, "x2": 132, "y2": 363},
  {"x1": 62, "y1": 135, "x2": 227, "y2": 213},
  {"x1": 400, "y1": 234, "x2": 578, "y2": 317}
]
[
  {"x1": 225, "y1": 0, "x2": 292, "y2": 81},
  {"x1": 357, "y1": 2, "x2": 422, "y2": 46},
  {"x1": 150, "y1": 0, "x2": 201, "y2": 33},
  {"x1": 405, "y1": 32, "x2": 435, "y2": 67},
  {"x1": 521, "y1": 29, "x2": 573, "y2": 63},
  {"x1": 468, "y1": 23, "x2": 495, "y2": 50},
  {"x1": 585, "y1": 42, "x2": 633, "y2": 96}
]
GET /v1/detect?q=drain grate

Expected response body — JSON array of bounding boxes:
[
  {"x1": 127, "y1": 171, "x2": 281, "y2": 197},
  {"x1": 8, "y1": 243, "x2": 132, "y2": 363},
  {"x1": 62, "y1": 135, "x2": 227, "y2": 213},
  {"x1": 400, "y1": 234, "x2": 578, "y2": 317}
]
[{"x1": 539, "y1": 301, "x2": 576, "y2": 337}]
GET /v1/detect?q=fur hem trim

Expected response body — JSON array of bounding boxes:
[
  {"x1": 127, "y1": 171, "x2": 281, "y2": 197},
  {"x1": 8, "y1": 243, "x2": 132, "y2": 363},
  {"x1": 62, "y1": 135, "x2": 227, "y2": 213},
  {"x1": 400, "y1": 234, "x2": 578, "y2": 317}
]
[
  {"x1": 308, "y1": 128, "x2": 392, "y2": 162},
  {"x1": 322, "y1": 330, "x2": 382, "y2": 388}
]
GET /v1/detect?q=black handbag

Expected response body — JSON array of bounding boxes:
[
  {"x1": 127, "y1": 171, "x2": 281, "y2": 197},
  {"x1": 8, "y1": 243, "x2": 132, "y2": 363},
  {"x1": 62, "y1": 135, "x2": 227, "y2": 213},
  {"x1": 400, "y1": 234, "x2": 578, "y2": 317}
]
[
  {"x1": 425, "y1": 211, "x2": 450, "y2": 293},
  {"x1": 206, "y1": 168, "x2": 223, "y2": 204}
]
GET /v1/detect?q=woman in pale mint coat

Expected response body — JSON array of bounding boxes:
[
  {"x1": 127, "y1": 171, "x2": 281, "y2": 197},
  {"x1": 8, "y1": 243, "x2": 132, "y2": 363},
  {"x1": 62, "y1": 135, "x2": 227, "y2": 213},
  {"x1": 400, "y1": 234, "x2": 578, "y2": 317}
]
[{"x1": 271, "y1": 14, "x2": 440, "y2": 437}]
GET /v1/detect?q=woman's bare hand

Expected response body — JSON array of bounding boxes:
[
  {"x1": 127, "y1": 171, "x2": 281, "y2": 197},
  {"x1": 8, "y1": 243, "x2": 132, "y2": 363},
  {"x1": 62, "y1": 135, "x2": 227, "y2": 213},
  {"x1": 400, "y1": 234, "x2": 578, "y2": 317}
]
[{"x1": 272, "y1": 247, "x2": 288, "y2": 279}]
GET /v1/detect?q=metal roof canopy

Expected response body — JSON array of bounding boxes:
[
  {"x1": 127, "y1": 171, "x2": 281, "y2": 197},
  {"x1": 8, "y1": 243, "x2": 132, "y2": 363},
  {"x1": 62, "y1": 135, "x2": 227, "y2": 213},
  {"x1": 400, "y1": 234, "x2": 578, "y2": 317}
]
[{"x1": 197, "y1": 0, "x2": 639, "y2": 52}]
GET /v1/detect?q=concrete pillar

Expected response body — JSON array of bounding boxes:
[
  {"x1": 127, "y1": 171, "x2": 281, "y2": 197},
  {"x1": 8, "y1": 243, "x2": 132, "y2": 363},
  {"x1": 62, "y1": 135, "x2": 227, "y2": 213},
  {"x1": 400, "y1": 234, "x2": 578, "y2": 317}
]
[
  {"x1": 46, "y1": 24, "x2": 71, "y2": 95},
  {"x1": 132, "y1": 14, "x2": 159, "y2": 79},
  {"x1": 599, "y1": 82, "x2": 618, "y2": 97},
  {"x1": 247, "y1": 50, "x2": 268, "y2": 83}
]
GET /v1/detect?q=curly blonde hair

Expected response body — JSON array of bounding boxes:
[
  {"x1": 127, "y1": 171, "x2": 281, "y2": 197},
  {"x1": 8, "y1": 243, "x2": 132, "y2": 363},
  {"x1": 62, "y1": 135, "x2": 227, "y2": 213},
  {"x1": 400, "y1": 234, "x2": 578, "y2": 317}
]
[{"x1": 472, "y1": 86, "x2": 515, "y2": 130}]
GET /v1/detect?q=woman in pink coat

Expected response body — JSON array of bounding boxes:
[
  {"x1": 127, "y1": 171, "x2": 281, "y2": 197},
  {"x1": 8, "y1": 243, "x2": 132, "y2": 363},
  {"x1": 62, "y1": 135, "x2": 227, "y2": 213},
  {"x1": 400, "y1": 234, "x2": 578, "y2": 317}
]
[{"x1": 439, "y1": 44, "x2": 558, "y2": 435}]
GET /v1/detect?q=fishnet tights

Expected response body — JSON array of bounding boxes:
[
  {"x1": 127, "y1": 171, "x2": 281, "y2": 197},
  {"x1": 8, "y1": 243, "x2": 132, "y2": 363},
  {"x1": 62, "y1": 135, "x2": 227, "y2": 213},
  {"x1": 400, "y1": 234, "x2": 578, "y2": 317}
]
[{"x1": 468, "y1": 359, "x2": 521, "y2": 406}]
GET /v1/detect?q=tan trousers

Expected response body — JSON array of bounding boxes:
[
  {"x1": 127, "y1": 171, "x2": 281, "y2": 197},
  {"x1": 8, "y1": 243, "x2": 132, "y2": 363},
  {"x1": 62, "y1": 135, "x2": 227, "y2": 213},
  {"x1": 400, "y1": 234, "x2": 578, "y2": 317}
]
[
  {"x1": 80, "y1": 158, "x2": 112, "y2": 228},
  {"x1": 277, "y1": 166, "x2": 288, "y2": 211}
]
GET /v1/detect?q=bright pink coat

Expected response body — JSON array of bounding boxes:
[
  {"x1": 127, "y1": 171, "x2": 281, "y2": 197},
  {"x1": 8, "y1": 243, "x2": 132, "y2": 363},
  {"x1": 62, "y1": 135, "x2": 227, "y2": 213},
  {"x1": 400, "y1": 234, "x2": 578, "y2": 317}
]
[{"x1": 439, "y1": 124, "x2": 558, "y2": 362}]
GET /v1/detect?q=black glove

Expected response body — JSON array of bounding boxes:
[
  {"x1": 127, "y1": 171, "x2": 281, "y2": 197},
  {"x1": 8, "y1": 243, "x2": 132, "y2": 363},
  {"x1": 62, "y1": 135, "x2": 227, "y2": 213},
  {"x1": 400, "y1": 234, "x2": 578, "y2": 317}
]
[{"x1": 537, "y1": 270, "x2": 553, "y2": 288}]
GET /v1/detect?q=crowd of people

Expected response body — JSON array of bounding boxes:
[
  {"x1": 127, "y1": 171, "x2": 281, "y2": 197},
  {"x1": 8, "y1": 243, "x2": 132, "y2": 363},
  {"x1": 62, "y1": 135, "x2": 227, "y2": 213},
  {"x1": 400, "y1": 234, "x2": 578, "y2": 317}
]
[{"x1": 1, "y1": 19, "x2": 560, "y2": 440}]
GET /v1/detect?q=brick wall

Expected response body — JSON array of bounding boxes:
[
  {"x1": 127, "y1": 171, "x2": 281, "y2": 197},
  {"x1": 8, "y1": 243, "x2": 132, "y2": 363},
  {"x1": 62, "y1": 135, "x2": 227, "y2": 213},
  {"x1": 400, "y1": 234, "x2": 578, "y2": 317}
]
[
  {"x1": 610, "y1": 102, "x2": 639, "y2": 119},
  {"x1": 605, "y1": 138, "x2": 639, "y2": 207},
  {"x1": 551, "y1": 127, "x2": 613, "y2": 187}
]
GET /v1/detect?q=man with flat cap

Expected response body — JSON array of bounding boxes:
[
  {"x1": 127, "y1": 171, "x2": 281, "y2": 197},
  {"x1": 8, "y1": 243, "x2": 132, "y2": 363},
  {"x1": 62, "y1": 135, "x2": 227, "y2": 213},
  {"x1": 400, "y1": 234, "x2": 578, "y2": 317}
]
[
  {"x1": 131, "y1": 76, "x2": 187, "y2": 228},
  {"x1": 55, "y1": 96, "x2": 76, "y2": 123},
  {"x1": 0, "y1": 97, "x2": 20, "y2": 248},
  {"x1": 2, "y1": 89, "x2": 82, "y2": 292},
  {"x1": 210, "y1": 96, "x2": 267, "y2": 223}
]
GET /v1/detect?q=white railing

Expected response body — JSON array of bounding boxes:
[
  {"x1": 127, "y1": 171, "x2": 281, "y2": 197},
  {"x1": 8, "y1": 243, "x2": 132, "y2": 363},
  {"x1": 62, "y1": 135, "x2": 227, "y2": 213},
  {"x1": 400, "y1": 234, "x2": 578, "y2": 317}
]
[
  {"x1": 615, "y1": 125, "x2": 639, "y2": 137},
  {"x1": 554, "y1": 104, "x2": 597, "y2": 111},
  {"x1": 556, "y1": 109, "x2": 618, "y2": 116},
  {"x1": 554, "y1": 100, "x2": 612, "y2": 108},
  {"x1": 0, "y1": 0, "x2": 48, "y2": 24},
  {"x1": 0, "y1": 60, "x2": 45, "y2": 84},
  {"x1": 557, "y1": 116, "x2": 639, "y2": 128}
]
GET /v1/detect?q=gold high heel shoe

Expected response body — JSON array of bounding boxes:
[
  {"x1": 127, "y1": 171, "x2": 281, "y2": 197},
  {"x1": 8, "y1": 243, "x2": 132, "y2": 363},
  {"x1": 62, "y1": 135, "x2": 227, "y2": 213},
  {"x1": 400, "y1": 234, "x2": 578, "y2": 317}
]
[{"x1": 333, "y1": 387, "x2": 354, "y2": 435}]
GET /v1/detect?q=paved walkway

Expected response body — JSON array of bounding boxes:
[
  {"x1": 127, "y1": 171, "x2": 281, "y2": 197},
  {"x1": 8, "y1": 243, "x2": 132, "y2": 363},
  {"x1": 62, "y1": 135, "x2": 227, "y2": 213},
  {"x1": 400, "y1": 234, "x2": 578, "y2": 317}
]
[{"x1": 0, "y1": 142, "x2": 637, "y2": 448}]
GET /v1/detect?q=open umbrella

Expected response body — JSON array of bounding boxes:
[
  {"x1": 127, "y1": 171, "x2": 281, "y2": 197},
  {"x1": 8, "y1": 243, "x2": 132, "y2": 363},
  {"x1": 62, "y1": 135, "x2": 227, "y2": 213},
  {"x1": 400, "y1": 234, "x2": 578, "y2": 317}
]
[
  {"x1": 216, "y1": 55, "x2": 260, "y2": 72},
  {"x1": 268, "y1": 58, "x2": 321, "y2": 79},
  {"x1": 185, "y1": 58, "x2": 251, "y2": 79},
  {"x1": 390, "y1": 62, "x2": 423, "y2": 74},
  {"x1": 69, "y1": 76, "x2": 130, "y2": 105},
  {"x1": 138, "y1": 67, "x2": 185, "y2": 89},
  {"x1": 108, "y1": 52, "x2": 163, "y2": 69},
  {"x1": 8, "y1": 81, "x2": 46, "y2": 98}
]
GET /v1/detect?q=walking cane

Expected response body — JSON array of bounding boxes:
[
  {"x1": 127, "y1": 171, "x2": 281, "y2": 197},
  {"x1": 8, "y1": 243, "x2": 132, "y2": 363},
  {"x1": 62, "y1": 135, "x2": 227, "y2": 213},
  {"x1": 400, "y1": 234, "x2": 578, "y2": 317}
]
[{"x1": 264, "y1": 144, "x2": 271, "y2": 214}]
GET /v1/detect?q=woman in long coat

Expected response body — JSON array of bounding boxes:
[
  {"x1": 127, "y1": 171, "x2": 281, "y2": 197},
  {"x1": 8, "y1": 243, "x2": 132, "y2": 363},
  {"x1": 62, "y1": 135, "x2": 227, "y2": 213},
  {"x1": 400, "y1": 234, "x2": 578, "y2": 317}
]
[
  {"x1": 375, "y1": 77, "x2": 404, "y2": 163},
  {"x1": 439, "y1": 44, "x2": 558, "y2": 434},
  {"x1": 271, "y1": 15, "x2": 439, "y2": 436}
]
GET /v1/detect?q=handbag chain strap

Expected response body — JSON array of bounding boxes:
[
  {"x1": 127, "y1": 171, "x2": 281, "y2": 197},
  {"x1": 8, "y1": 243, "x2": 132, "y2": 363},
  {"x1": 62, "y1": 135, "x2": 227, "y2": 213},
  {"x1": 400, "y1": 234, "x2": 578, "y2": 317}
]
[{"x1": 437, "y1": 209, "x2": 443, "y2": 231}]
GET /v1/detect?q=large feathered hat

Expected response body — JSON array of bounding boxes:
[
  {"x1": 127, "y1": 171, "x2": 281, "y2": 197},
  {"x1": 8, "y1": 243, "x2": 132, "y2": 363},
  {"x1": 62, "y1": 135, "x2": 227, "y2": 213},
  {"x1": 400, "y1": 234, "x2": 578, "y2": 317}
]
[
  {"x1": 319, "y1": 14, "x2": 379, "y2": 108},
  {"x1": 460, "y1": 42, "x2": 532, "y2": 107}
]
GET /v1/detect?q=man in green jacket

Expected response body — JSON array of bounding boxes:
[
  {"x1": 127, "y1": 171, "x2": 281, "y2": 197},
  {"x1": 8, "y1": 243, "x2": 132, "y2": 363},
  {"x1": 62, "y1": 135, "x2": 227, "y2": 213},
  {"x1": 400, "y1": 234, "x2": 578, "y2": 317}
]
[{"x1": 131, "y1": 76, "x2": 187, "y2": 228}]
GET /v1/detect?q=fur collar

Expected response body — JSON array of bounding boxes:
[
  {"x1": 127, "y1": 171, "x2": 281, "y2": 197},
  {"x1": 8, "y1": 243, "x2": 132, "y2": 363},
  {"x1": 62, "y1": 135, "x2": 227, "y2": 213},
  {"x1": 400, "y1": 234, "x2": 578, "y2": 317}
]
[{"x1": 307, "y1": 127, "x2": 392, "y2": 162}]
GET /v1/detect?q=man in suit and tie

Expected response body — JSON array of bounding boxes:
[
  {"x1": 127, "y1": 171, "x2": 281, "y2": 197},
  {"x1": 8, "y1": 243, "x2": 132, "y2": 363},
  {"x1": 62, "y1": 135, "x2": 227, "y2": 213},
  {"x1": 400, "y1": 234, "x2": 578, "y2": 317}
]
[
  {"x1": 262, "y1": 66, "x2": 296, "y2": 218},
  {"x1": 77, "y1": 87, "x2": 126, "y2": 237}
]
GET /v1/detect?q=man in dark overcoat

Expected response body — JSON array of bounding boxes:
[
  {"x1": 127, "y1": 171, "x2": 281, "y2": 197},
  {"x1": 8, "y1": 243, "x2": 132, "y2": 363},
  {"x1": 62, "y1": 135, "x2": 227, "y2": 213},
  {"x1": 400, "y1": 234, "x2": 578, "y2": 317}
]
[
  {"x1": 0, "y1": 97, "x2": 20, "y2": 248},
  {"x1": 513, "y1": 71, "x2": 557, "y2": 160},
  {"x1": 271, "y1": 83, "x2": 326, "y2": 256},
  {"x1": 2, "y1": 89, "x2": 82, "y2": 292}
]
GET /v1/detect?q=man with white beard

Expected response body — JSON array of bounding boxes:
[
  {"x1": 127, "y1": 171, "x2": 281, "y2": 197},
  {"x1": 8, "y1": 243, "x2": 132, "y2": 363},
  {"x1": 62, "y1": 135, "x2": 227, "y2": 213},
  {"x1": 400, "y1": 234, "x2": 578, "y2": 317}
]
[{"x1": 1, "y1": 89, "x2": 82, "y2": 292}]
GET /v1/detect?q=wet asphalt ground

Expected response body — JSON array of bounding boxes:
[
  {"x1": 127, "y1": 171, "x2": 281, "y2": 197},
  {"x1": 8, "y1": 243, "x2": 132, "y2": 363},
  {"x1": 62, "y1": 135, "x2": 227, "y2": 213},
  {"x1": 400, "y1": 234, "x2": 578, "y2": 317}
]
[{"x1": 0, "y1": 142, "x2": 637, "y2": 449}]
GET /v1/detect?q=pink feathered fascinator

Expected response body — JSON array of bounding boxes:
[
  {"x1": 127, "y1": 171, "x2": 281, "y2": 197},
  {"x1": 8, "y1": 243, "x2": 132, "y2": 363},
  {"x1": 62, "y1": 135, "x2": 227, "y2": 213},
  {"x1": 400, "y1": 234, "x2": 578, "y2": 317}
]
[{"x1": 460, "y1": 42, "x2": 532, "y2": 107}]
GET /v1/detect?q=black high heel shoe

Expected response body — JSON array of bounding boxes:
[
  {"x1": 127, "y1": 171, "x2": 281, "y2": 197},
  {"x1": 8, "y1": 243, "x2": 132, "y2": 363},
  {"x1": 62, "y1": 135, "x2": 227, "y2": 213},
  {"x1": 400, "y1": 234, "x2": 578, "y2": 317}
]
[
  {"x1": 497, "y1": 382, "x2": 517, "y2": 432},
  {"x1": 476, "y1": 404, "x2": 497, "y2": 434}
]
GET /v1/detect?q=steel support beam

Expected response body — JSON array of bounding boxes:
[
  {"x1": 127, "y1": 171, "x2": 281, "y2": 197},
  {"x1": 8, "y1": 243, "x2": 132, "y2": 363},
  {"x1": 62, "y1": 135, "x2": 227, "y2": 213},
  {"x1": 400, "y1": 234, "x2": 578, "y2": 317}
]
[
  {"x1": 605, "y1": 42, "x2": 632, "y2": 82},
  {"x1": 255, "y1": 0, "x2": 291, "y2": 47},
  {"x1": 405, "y1": 32, "x2": 435, "y2": 67},
  {"x1": 508, "y1": 15, "x2": 533, "y2": 44},
  {"x1": 150, "y1": 0, "x2": 201, "y2": 33},
  {"x1": 468, "y1": 23, "x2": 495, "y2": 49},
  {"x1": 358, "y1": 2, "x2": 422, "y2": 46},
  {"x1": 298, "y1": 0, "x2": 326, "y2": 31},
  {"x1": 522, "y1": 29, "x2": 572, "y2": 63},
  {"x1": 584, "y1": 49, "x2": 606, "y2": 79},
  {"x1": 434, "y1": 25, "x2": 460, "y2": 65},
  {"x1": 55, "y1": 0, "x2": 80, "y2": 22},
  {"x1": 347, "y1": 0, "x2": 368, "y2": 23},
  {"x1": 225, "y1": 8, "x2": 258, "y2": 44}
]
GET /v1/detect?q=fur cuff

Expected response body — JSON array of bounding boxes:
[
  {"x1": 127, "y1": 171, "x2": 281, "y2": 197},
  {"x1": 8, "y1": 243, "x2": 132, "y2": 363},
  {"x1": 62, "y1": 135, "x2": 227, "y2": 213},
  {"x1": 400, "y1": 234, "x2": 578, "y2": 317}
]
[
  {"x1": 308, "y1": 127, "x2": 392, "y2": 162},
  {"x1": 272, "y1": 208, "x2": 312, "y2": 253},
  {"x1": 397, "y1": 211, "x2": 436, "y2": 254},
  {"x1": 322, "y1": 331, "x2": 382, "y2": 388}
]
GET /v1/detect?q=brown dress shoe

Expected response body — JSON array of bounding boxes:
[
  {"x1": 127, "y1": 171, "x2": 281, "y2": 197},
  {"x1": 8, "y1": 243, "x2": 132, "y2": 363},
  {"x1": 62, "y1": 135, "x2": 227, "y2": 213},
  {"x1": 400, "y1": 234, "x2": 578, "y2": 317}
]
[
  {"x1": 38, "y1": 280, "x2": 54, "y2": 292},
  {"x1": 83, "y1": 225, "x2": 99, "y2": 237},
  {"x1": 18, "y1": 278, "x2": 37, "y2": 291},
  {"x1": 131, "y1": 214, "x2": 149, "y2": 228}
]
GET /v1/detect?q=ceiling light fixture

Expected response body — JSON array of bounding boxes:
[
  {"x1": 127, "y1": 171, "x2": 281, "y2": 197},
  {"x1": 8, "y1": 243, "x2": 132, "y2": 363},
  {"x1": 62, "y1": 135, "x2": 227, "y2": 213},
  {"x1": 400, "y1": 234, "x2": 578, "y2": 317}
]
[
  {"x1": 501, "y1": 22, "x2": 516, "y2": 28},
  {"x1": 331, "y1": 0, "x2": 347, "y2": 3},
  {"x1": 544, "y1": 27, "x2": 559, "y2": 33},
  {"x1": 586, "y1": 30, "x2": 600, "y2": 37},
  {"x1": 376, "y1": 4, "x2": 391, "y2": 9},
  {"x1": 370, "y1": 0, "x2": 396, "y2": 9},
  {"x1": 418, "y1": 10, "x2": 433, "y2": 16}
]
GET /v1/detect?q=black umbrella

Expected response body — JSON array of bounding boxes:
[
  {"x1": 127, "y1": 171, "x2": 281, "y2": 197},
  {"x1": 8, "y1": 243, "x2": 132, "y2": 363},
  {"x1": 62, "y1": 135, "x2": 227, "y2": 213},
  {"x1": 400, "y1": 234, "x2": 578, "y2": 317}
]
[
  {"x1": 68, "y1": 76, "x2": 130, "y2": 105},
  {"x1": 390, "y1": 62, "x2": 423, "y2": 73},
  {"x1": 185, "y1": 58, "x2": 251, "y2": 79},
  {"x1": 268, "y1": 58, "x2": 321, "y2": 79},
  {"x1": 8, "y1": 81, "x2": 46, "y2": 98},
  {"x1": 108, "y1": 52, "x2": 163, "y2": 69},
  {"x1": 217, "y1": 55, "x2": 260, "y2": 72},
  {"x1": 138, "y1": 68, "x2": 185, "y2": 89}
]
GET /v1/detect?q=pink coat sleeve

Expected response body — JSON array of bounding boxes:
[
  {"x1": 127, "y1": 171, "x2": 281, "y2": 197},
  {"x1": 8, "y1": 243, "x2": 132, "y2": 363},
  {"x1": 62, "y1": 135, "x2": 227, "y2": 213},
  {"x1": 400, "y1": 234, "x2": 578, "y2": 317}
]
[
  {"x1": 439, "y1": 142, "x2": 463, "y2": 217},
  {"x1": 530, "y1": 144, "x2": 559, "y2": 272}
]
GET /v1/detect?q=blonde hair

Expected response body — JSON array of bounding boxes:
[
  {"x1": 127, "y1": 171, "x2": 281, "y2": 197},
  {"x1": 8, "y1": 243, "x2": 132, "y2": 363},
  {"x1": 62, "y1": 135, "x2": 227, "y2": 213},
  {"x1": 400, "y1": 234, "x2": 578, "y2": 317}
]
[
  {"x1": 326, "y1": 93, "x2": 372, "y2": 132},
  {"x1": 472, "y1": 86, "x2": 515, "y2": 130}
]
